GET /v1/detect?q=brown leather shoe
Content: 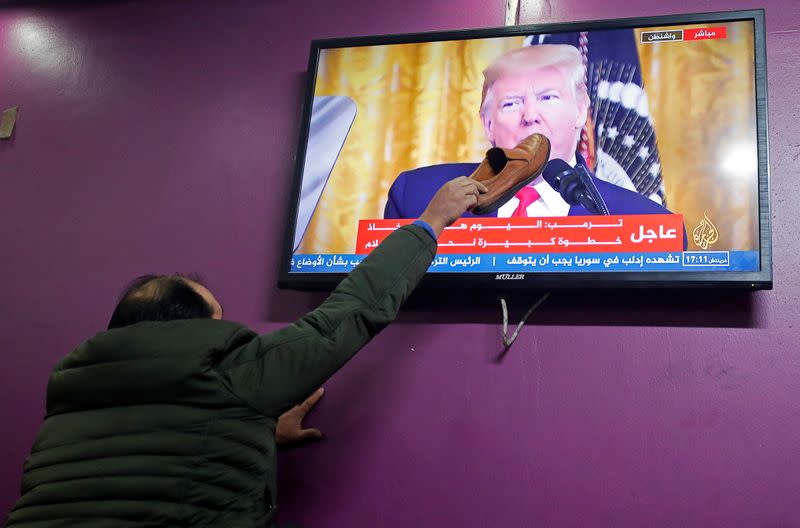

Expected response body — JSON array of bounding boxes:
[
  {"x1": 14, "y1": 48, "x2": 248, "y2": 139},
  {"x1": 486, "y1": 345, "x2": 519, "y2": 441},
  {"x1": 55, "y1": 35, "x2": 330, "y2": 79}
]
[{"x1": 469, "y1": 133, "x2": 550, "y2": 215}]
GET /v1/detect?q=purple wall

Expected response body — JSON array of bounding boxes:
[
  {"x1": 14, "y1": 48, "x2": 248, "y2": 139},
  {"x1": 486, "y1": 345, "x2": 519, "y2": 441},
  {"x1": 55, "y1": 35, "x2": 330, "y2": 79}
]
[{"x1": 1, "y1": 0, "x2": 798, "y2": 526}]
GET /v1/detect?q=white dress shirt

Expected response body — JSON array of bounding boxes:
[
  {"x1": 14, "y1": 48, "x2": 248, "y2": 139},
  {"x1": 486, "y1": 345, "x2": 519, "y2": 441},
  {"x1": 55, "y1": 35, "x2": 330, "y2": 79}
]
[{"x1": 496, "y1": 156, "x2": 577, "y2": 218}]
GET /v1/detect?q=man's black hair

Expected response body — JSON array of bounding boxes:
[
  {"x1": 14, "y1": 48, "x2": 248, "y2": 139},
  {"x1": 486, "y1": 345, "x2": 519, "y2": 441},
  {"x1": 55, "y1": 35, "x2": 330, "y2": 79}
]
[{"x1": 107, "y1": 274, "x2": 214, "y2": 329}]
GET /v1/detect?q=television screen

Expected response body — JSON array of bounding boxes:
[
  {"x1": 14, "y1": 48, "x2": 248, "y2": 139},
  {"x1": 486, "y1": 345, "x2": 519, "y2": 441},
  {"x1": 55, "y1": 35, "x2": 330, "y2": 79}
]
[{"x1": 279, "y1": 9, "x2": 771, "y2": 290}]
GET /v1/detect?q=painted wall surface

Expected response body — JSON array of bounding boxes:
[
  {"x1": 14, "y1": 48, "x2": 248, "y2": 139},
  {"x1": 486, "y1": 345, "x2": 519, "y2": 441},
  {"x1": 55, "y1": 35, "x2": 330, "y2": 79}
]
[{"x1": 2, "y1": 1, "x2": 798, "y2": 526}]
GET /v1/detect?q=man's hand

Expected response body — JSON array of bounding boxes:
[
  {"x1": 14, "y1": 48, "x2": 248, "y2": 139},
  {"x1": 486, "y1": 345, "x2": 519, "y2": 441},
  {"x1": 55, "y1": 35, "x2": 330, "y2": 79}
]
[
  {"x1": 276, "y1": 388, "x2": 324, "y2": 446},
  {"x1": 418, "y1": 176, "x2": 488, "y2": 237}
]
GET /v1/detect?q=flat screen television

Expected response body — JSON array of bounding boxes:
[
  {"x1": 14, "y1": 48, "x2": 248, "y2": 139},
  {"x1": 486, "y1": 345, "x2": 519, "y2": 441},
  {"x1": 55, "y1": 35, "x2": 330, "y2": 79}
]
[{"x1": 279, "y1": 9, "x2": 771, "y2": 290}]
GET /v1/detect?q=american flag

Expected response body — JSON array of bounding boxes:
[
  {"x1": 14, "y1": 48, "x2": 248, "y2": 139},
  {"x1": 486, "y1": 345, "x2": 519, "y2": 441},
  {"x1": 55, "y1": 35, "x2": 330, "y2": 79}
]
[{"x1": 524, "y1": 29, "x2": 666, "y2": 206}]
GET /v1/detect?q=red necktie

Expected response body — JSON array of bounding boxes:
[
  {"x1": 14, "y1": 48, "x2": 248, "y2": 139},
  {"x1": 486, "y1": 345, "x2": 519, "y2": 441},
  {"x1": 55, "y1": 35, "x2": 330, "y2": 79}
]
[{"x1": 511, "y1": 186, "x2": 541, "y2": 217}]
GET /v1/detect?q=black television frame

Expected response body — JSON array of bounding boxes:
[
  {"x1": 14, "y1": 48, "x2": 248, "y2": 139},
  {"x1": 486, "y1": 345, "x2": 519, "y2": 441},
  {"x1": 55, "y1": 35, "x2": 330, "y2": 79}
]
[{"x1": 278, "y1": 9, "x2": 771, "y2": 291}]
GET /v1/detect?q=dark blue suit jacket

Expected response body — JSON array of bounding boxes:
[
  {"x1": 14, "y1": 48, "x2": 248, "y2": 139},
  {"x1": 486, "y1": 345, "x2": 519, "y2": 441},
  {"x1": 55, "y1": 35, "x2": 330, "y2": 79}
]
[
  {"x1": 384, "y1": 161, "x2": 687, "y2": 248},
  {"x1": 384, "y1": 162, "x2": 674, "y2": 218}
]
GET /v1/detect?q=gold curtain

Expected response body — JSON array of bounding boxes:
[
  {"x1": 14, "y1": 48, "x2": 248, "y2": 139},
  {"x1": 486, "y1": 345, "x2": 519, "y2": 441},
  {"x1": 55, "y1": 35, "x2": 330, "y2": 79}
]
[
  {"x1": 636, "y1": 21, "x2": 758, "y2": 251},
  {"x1": 299, "y1": 25, "x2": 758, "y2": 254},
  {"x1": 299, "y1": 37, "x2": 525, "y2": 254}
]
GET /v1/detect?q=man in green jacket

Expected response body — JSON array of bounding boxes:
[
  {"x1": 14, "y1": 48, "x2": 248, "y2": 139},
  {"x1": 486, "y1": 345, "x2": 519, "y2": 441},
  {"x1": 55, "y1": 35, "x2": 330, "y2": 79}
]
[{"x1": 7, "y1": 176, "x2": 487, "y2": 527}]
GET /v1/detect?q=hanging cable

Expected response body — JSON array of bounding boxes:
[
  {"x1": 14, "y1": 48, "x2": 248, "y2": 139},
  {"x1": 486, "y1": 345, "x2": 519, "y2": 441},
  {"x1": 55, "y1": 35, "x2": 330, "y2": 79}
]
[{"x1": 500, "y1": 292, "x2": 550, "y2": 348}]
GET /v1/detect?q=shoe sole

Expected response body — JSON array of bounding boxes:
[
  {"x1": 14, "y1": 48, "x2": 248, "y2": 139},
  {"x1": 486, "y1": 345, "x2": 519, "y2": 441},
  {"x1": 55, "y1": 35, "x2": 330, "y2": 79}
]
[{"x1": 471, "y1": 141, "x2": 551, "y2": 216}]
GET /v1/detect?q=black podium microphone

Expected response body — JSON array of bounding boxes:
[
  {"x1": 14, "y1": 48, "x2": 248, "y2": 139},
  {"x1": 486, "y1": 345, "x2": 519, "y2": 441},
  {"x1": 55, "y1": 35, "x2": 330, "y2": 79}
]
[{"x1": 541, "y1": 159, "x2": 606, "y2": 215}]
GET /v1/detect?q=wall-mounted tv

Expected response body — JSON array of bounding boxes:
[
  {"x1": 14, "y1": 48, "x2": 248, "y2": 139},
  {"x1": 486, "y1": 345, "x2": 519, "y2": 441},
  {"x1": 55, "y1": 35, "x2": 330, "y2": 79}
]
[{"x1": 279, "y1": 9, "x2": 771, "y2": 290}]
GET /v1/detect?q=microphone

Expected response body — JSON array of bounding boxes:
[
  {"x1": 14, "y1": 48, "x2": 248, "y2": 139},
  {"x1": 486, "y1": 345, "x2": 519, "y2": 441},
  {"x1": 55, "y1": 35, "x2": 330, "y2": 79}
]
[{"x1": 541, "y1": 159, "x2": 605, "y2": 215}]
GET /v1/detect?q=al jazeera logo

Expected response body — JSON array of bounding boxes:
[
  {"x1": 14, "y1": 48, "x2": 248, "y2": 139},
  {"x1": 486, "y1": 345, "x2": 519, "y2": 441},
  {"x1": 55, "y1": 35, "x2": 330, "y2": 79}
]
[{"x1": 692, "y1": 211, "x2": 719, "y2": 250}]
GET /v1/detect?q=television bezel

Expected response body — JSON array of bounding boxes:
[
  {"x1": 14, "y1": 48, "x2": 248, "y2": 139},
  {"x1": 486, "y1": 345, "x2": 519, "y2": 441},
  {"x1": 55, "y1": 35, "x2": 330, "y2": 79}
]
[{"x1": 278, "y1": 8, "x2": 771, "y2": 291}]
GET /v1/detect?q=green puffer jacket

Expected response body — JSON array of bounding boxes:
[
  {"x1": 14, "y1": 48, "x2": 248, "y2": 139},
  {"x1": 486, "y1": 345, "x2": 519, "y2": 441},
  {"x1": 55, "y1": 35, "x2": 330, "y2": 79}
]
[{"x1": 7, "y1": 224, "x2": 436, "y2": 527}]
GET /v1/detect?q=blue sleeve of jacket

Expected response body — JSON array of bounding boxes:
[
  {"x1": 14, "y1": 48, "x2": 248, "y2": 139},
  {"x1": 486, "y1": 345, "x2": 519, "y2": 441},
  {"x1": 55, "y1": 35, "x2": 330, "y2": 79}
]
[{"x1": 412, "y1": 219, "x2": 436, "y2": 241}]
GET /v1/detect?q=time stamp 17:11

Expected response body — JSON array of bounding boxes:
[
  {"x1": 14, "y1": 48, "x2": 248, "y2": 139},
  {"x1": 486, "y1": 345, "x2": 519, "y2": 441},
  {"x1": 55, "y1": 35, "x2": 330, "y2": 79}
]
[{"x1": 682, "y1": 252, "x2": 730, "y2": 266}]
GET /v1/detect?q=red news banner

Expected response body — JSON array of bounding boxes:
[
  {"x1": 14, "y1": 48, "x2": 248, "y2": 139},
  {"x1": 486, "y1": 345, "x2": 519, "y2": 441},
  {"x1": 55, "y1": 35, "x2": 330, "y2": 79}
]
[
  {"x1": 356, "y1": 215, "x2": 684, "y2": 255},
  {"x1": 684, "y1": 26, "x2": 727, "y2": 41}
]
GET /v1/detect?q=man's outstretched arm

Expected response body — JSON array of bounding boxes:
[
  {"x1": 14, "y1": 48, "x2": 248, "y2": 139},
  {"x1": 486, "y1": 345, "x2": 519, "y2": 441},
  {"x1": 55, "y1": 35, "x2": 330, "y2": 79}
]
[{"x1": 220, "y1": 177, "x2": 487, "y2": 417}]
